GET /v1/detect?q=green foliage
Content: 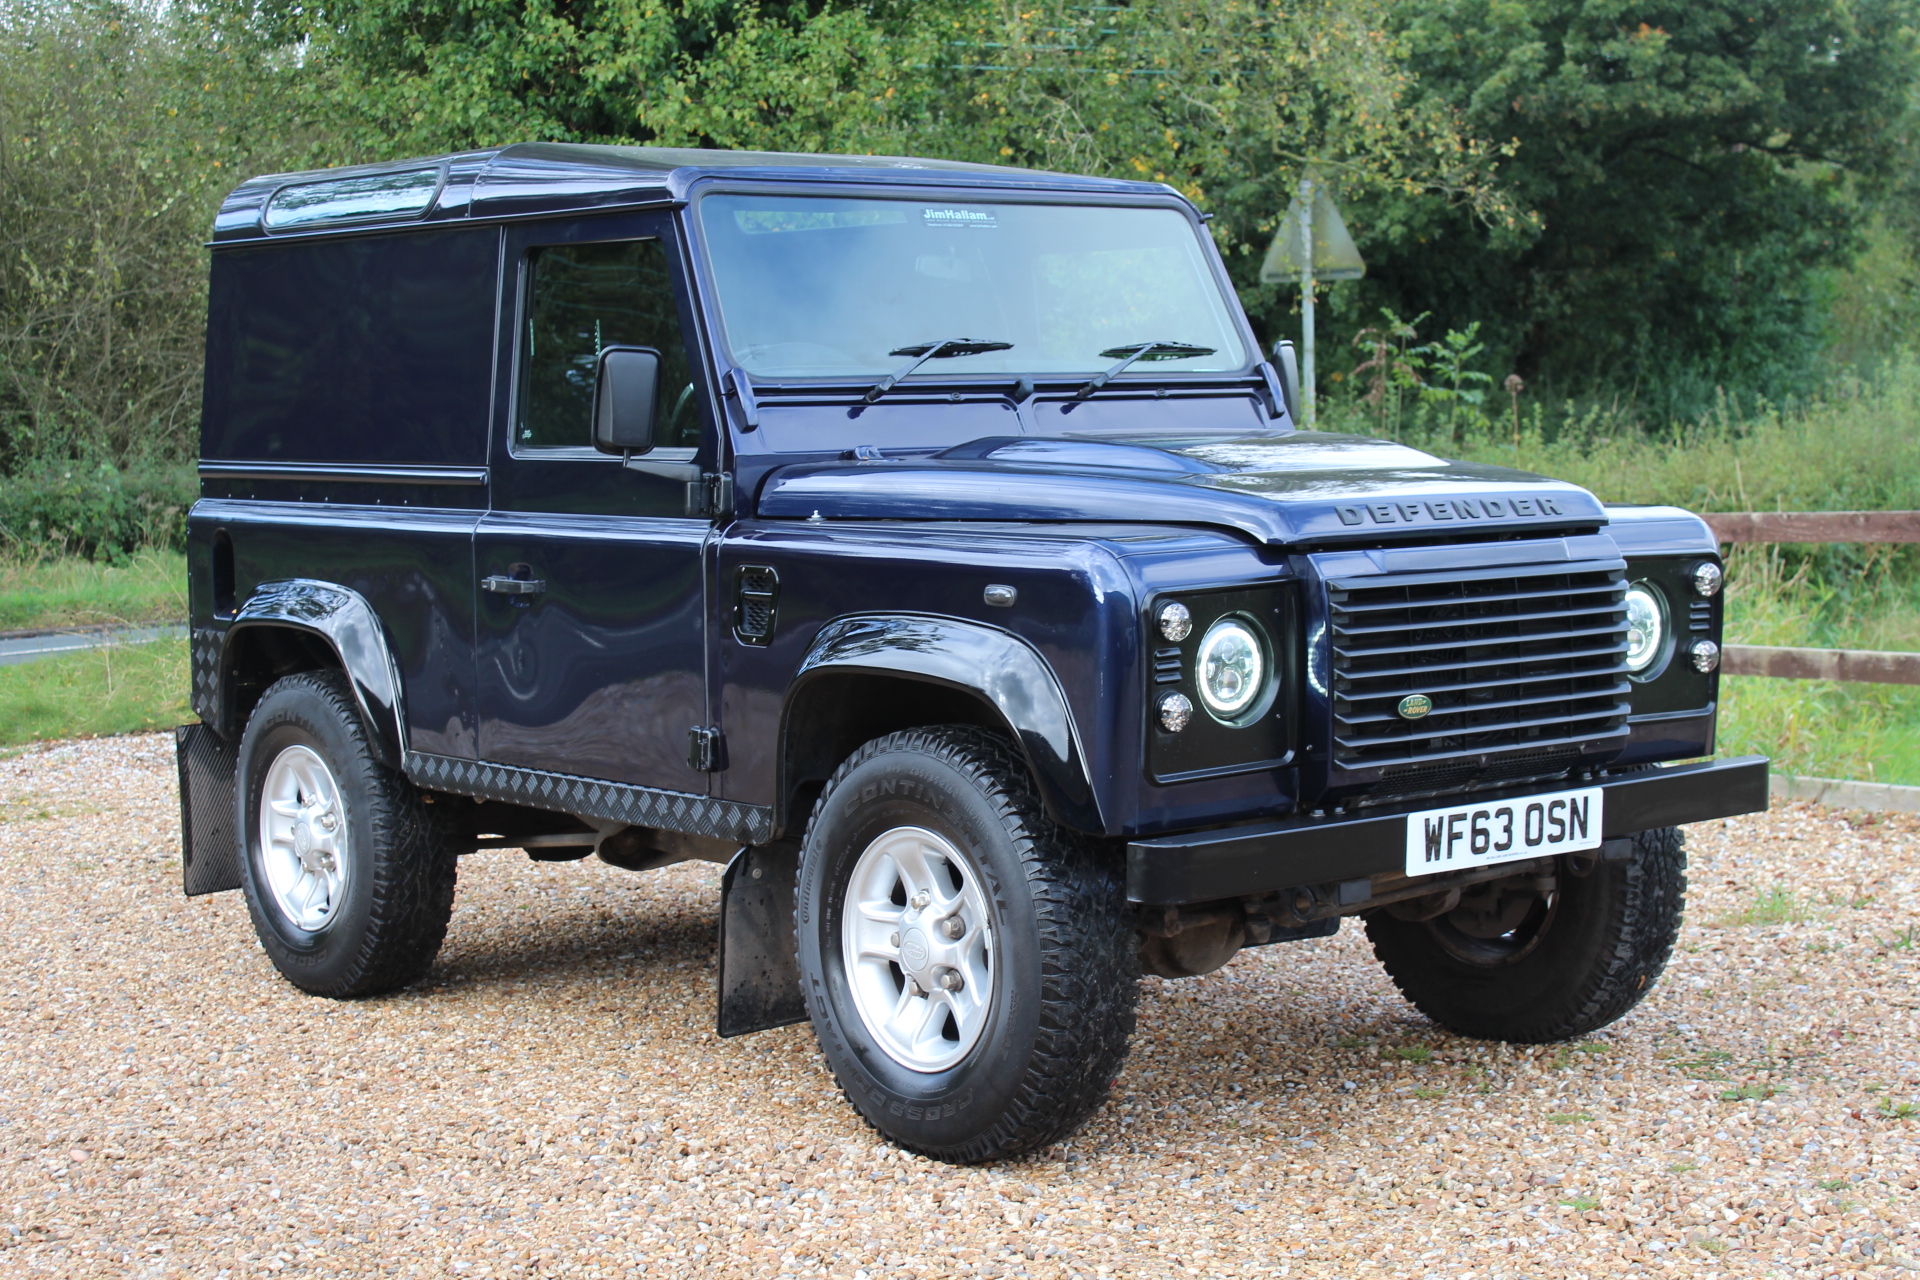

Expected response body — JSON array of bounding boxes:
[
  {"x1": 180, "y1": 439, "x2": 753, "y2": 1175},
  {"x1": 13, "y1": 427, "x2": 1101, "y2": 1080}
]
[
  {"x1": 0, "y1": 0, "x2": 322, "y2": 471},
  {"x1": 0, "y1": 461, "x2": 195, "y2": 559},
  {"x1": 299, "y1": 0, "x2": 1509, "y2": 343},
  {"x1": 1346, "y1": 0, "x2": 1920, "y2": 415},
  {"x1": 1335, "y1": 356, "x2": 1920, "y2": 515}
]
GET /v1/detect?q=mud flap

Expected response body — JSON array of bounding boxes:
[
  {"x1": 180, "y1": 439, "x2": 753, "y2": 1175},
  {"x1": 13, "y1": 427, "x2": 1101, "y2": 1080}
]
[
  {"x1": 176, "y1": 722, "x2": 242, "y2": 896},
  {"x1": 716, "y1": 841, "x2": 807, "y2": 1037}
]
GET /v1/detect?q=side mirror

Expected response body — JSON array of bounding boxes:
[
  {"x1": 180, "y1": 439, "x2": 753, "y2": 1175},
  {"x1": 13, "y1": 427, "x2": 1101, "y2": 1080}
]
[
  {"x1": 593, "y1": 346, "x2": 661, "y2": 454},
  {"x1": 1271, "y1": 340, "x2": 1300, "y2": 422}
]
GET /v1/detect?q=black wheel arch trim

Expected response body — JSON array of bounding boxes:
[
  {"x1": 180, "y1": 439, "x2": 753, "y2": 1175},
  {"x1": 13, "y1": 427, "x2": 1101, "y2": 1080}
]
[
  {"x1": 782, "y1": 614, "x2": 1100, "y2": 834},
  {"x1": 211, "y1": 579, "x2": 408, "y2": 769}
]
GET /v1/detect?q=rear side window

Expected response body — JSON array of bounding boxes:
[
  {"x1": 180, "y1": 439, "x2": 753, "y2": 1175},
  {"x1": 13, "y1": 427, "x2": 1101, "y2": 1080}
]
[
  {"x1": 200, "y1": 228, "x2": 497, "y2": 463},
  {"x1": 517, "y1": 239, "x2": 699, "y2": 451}
]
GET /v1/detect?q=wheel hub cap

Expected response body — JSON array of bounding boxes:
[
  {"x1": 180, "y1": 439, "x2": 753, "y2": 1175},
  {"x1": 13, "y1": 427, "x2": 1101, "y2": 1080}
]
[
  {"x1": 899, "y1": 928, "x2": 931, "y2": 974},
  {"x1": 840, "y1": 826, "x2": 995, "y2": 1073}
]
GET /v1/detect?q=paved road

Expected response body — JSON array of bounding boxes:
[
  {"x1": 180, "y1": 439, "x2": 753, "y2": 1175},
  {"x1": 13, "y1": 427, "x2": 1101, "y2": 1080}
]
[{"x1": 0, "y1": 623, "x2": 185, "y2": 667}]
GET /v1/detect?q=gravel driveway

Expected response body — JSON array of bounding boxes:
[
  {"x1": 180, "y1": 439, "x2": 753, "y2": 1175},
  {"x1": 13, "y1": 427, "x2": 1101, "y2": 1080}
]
[{"x1": 2, "y1": 733, "x2": 1916, "y2": 1278}]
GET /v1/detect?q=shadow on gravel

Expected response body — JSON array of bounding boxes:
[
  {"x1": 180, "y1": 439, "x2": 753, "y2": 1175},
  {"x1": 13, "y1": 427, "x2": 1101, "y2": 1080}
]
[{"x1": 429, "y1": 892, "x2": 722, "y2": 992}]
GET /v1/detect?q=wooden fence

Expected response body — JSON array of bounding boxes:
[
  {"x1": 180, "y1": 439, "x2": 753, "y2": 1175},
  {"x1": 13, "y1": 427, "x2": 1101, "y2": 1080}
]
[
  {"x1": 1703, "y1": 511, "x2": 1920, "y2": 685},
  {"x1": 1701, "y1": 511, "x2": 1920, "y2": 544}
]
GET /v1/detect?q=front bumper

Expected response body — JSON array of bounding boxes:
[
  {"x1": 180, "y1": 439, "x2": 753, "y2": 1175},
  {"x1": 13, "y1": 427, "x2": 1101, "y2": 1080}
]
[{"x1": 1127, "y1": 755, "x2": 1769, "y2": 905}]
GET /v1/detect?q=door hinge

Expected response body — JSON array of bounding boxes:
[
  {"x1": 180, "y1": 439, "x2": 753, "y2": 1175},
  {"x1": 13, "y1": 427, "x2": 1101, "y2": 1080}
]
[
  {"x1": 687, "y1": 726, "x2": 728, "y2": 773},
  {"x1": 685, "y1": 472, "x2": 735, "y2": 520}
]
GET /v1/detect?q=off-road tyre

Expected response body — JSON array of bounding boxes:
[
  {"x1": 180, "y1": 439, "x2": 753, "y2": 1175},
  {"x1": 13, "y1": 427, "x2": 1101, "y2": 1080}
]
[
  {"x1": 795, "y1": 726, "x2": 1136, "y2": 1164},
  {"x1": 236, "y1": 670, "x2": 457, "y2": 998},
  {"x1": 1364, "y1": 825, "x2": 1687, "y2": 1043}
]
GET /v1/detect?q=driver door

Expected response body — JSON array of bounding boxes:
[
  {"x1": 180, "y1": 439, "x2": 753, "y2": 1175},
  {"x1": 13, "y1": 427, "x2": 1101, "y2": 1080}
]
[{"x1": 474, "y1": 213, "x2": 716, "y2": 792}]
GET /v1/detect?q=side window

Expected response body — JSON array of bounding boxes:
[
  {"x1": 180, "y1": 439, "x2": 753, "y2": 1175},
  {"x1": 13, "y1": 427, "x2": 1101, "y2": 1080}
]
[{"x1": 517, "y1": 239, "x2": 700, "y2": 451}]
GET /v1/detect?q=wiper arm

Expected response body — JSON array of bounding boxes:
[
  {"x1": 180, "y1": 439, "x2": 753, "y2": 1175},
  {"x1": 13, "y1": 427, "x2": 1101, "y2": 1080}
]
[
  {"x1": 864, "y1": 338, "x2": 1014, "y2": 404},
  {"x1": 1071, "y1": 340, "x2": 1217, "y2": 400}
]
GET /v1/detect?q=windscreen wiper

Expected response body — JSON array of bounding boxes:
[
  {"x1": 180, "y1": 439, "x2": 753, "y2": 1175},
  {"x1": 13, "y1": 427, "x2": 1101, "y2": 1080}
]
[
  {"x1": 863, "y1": 338, "x2": 1014, "y2": 404},
  {"x1": 1071, "y1": 340, "x2": 1217, "y2": 400}
]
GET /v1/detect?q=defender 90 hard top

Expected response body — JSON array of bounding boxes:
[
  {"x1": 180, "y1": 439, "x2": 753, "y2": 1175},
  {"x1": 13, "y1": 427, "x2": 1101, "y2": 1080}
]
[{"x1": 178, "y1": 143, "x2": 1767, "y2": 1165}]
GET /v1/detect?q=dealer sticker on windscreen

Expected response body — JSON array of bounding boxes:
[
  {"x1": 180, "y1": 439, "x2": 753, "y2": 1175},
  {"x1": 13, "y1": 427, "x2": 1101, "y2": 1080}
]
[{"x1": 1404, "y1": 787, "x2": 1603, "y2": 878}]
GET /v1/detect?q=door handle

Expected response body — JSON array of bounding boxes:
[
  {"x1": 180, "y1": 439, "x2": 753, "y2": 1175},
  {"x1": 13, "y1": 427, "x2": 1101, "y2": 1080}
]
[{"x1": 482, "y1": 574, "x2": 547, "y2": 596}]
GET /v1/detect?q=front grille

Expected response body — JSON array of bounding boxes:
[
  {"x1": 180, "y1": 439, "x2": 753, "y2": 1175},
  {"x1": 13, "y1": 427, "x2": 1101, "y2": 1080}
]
[{"x1": 1327, "y1": 558, "x2": 1631, "y2": 776}]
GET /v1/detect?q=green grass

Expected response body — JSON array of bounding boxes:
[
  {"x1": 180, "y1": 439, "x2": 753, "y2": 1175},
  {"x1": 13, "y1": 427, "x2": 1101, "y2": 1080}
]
[
  {"x1": 1324, "y1": 355, "x2": 1920, "y2": 514},
  {"x1": 0, "y1": 549, "x2": 186, "y2": 632},
  {"x1": 0, "y1": 636, "x2": 189, "y2": 748},
  {"x1": 1716, "y1": 886, "x2": 1823, "y2": 929},
  {"x1": 1546, "y1": 1111, "x2": 1595, "y2": 1125}
]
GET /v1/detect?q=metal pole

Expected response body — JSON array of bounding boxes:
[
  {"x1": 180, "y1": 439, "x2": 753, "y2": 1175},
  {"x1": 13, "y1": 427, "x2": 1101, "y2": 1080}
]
[{"x1": 1298, "y1": 174, "x2": 1316, "y2": 429}]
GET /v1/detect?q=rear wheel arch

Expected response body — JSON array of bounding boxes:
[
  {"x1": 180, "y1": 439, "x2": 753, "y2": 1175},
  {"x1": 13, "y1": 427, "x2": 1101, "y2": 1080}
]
[
  {"x1": 215, "y1": 580, "x2": 407, "y2": 769},
  {"x1": 222, "y1": 624, "x2": 342, "y2": 735}
]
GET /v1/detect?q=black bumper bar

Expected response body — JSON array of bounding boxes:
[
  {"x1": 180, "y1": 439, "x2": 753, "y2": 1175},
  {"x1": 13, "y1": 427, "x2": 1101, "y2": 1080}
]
[{"x1": 1126, "y1": 755, "x2": 1769, "y2": 905}]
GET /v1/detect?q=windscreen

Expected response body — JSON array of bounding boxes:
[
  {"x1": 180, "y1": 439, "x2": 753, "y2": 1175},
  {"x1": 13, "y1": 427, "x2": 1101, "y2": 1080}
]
[{"x1": 697, "y1": 194, "x2": 1250, "y2": 380}]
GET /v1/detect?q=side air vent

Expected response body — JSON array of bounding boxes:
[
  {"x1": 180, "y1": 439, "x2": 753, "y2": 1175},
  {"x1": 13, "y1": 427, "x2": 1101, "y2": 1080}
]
[
  {"x1": 1152, "y1": 646, "x2": 1184, "y2": 685},
  {"x1": 733, "y1": 565, "x2": 780, "y2": 645}
]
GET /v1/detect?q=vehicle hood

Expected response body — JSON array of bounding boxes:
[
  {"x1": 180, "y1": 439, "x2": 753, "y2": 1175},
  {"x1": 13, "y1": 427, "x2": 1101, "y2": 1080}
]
[{"x1": 754, "y1": 431, "x2": 1609, "y2": 545}]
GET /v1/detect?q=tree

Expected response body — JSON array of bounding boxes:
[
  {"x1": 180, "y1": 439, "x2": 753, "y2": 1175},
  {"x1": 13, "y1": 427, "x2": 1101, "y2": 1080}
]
[
  {"x1": 297, "y1": 0, "x2": 1509, "y2": 349},
  {"x1": 0, "y1": 0, "x2": 317, "y2": 467},
  {"x1": 1350, "y1": 0, "x2": 1920, "y2": 414}
]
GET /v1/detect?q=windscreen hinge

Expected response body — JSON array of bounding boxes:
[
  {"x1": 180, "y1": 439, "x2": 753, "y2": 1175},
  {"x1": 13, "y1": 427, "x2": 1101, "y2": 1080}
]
[{"x1": 685, "y1": 472, "x2": 735, "y2": 520}]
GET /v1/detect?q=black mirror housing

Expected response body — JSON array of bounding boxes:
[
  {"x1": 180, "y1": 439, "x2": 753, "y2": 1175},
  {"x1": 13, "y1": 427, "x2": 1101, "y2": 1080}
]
[
  {"x1": 593, "y1": 346, "x2": 661, "y2": 454},
  {"x1": 1271, "y1": 340, "x2": 1300, "y2": 422}
]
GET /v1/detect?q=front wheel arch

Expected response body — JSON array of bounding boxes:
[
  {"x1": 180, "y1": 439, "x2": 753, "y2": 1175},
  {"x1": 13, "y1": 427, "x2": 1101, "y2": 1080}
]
[{"x1": 778, "y1": 615, "x2": 1101, "y2": 838}]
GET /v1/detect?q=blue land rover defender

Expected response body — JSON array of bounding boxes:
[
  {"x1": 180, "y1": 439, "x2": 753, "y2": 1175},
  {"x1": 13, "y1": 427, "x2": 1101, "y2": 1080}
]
[{"x1": 177, "y1": 144, "x2": 1769, "y2": 1164}]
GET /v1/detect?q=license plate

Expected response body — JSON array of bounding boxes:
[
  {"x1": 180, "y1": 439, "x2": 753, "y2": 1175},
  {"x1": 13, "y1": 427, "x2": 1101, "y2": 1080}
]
[{"x1": 1404, "y1": 786, "x2": 1603, "y2": 878}]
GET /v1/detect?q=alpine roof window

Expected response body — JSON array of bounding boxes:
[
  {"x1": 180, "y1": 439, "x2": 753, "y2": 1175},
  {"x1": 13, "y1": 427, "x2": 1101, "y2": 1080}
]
[{"x1": 263, "y1": 168, "x2": 443, "y2": 233}]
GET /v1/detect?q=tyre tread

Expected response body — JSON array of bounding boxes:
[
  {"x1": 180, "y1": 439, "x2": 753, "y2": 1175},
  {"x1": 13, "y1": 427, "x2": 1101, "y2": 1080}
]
[
  {"x1": 1366, "y1": 826, "x2": 1687, "y2": 1043},
  {"x1": 799, "y1": 726, "x2": 1136, "y2": 1163},
  {"x1": 240, "y1": 671, "x2": 456, "y2": 999}
]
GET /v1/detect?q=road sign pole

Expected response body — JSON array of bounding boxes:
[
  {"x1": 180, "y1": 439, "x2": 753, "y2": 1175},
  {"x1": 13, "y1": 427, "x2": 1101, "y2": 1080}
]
[{"x1": 1298, "y1": 175, "x2": 1316, "y2": 429}]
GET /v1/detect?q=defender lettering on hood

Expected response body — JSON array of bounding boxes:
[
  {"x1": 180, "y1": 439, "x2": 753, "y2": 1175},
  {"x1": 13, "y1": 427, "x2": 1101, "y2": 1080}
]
[{"x1": 1334, "y1": 496, "x2": 1568, "y2": 527}]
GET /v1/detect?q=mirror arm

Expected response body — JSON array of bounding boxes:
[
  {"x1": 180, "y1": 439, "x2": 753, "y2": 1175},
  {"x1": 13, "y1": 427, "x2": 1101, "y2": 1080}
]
[{"x1": 622, "y1": 456, "x2": 703, "y2": 482}]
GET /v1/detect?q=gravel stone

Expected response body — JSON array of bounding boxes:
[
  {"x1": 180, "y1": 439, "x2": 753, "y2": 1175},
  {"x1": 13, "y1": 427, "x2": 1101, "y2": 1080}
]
[{"x1": 2, "y1": 733, "x2": 1917, "y2": 1277}]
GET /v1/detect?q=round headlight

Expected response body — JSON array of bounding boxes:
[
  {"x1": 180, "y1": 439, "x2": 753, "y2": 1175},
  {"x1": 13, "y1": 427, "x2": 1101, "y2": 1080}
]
[
  {"x1": 1158, "y1": 601, "x2": 1193, "y2": 642},
  {"x1": 1196, "y1": 618, "x2": 1266, "y2": 720},
  {"x1": 1691, "y1": 561, "x2": 1723, "y2": 598},
  {"x1": 1157, "y1": 691, "x2": 1193, "y2": 733},
  {"x1": 1623, "y1": 583, "x2": 1668, "y2": 675}
]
